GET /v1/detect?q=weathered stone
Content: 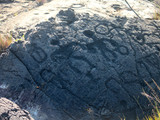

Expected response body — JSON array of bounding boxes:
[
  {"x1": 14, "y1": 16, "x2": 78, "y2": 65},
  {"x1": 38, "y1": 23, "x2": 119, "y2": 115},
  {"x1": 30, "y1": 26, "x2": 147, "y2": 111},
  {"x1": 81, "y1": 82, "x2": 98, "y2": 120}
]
[
  {"x1": 0, "y1": 97, "x2": 34, "y2": 120},
  {"x1": 0, "y1": 1, "x2": 160, "y2": 120},
  {"x1": 56, "y1": 8, "x2": 77, "y2": 24}
]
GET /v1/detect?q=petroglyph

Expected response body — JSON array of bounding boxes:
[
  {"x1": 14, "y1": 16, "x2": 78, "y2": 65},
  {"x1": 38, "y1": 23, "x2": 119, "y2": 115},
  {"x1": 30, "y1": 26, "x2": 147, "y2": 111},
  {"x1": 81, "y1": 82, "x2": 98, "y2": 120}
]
[{"x1": 0, "y1": 7, "x2": 160, "y2": 120}]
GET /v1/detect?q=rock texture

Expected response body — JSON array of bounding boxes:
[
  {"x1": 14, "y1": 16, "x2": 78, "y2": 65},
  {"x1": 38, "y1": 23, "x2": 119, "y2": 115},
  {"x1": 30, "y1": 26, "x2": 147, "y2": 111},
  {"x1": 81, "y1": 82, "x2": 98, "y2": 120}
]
[
  {"x1": 0, "y1": 0, "x2": 157, "y2": 34},
  {"x1": 0, "y1": 0, "x2": 14, "y2": 2},
  {"x1": 0, "y1": 97, "x2": 34, "y2": 120},
  {"x1": 0, "y1": 0, "x2": 160, "y2": 120}
]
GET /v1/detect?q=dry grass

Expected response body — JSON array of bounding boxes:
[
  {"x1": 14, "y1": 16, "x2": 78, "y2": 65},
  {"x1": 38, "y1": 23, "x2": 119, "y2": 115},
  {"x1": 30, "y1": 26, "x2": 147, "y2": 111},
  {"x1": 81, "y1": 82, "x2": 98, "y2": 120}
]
[
  {"x1": 121, "y1": 80, "x2": 160, "y2": 120},
  {"x1": 154, "y1": 13, "x2": 160, "y2": 20},
  {"x1": 153, "y1": 9, "x2": 160, "y2": 20},
  {"x1": 153, "y1": 0, "x2": 160, "y2": 20},
  {"x1": 0, "y1": 34, "x2": 12, "y2": 53},
  {"x1": 141, "y1": 80, "x2": 160, "y2": 120}
]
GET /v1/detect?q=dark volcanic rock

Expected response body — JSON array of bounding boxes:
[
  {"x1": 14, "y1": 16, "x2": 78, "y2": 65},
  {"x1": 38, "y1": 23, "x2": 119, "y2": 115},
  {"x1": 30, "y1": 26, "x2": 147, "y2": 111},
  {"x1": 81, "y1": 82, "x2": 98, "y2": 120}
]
[
  {"x1": 0, "y1": 0, "x2": 14, "y2": 3},
  {"x1": 0, "y1": 9, "x2": 160, "y2": 120},
  {"x1": 56, "y1": 8, "x2": 77, "y2": 24},
  {"x1": 0, "y1": 97, "x2": 34, "y2": 120}
]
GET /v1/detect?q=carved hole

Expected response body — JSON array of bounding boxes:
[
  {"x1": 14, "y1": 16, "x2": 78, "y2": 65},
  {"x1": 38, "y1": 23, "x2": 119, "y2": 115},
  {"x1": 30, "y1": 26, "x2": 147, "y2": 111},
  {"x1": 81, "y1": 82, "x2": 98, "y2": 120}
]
[
  {"x1": 50, "y1": 39, "x2": 59, "y2": 45},
  {"x1": 1, "y1": 113, "x2": 9, "y2": 118},
  {"x1": 120, "y1": 100, "x2": 127, "y2": 108},
  {"x1": 83, "y1": 30, "x2": 94, "y2": 38}
]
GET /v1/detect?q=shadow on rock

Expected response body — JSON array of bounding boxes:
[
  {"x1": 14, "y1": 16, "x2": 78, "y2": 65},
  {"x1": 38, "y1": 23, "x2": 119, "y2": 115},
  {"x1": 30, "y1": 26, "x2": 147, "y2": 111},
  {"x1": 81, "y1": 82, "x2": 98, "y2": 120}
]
[
  {"x1": 0, "y1": 0, "x2": 16, "y2": 3},
  {"x1": 0, "y1": 8, "x2": 160, "y2": 120}
]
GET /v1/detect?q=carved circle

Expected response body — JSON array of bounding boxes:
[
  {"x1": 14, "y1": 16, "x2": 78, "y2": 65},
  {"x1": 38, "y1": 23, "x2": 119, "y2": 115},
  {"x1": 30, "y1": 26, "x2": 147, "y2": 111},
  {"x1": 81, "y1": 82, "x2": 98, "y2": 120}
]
[
  {"x1": 71, "y1": 4, "x2": 85, "y2": 8},
  {"x1": 95, "y1": 24, "x2": 109, "y2": 35},
  {"x1": 118, "y1": 45, "x2": 129, "y2": 55}
]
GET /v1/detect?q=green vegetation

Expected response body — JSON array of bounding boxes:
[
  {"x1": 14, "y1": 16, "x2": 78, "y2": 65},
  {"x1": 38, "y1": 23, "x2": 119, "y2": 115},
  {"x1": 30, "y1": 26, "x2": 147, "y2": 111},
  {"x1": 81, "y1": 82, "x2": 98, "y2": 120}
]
[
  {"x1": 146, "y1": 108, "x2": 160, "y2": 120},
  {"x1": 15, "y1": 34, "x2": 24, "y2": 42}
]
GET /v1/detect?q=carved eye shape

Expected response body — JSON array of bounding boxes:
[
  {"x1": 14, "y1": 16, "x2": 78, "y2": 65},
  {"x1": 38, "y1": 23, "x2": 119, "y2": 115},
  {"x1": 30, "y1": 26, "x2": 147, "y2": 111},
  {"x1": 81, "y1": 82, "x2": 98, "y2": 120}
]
[{"x1": 83, "y1": 30, "x2": 94, "y2": 38}]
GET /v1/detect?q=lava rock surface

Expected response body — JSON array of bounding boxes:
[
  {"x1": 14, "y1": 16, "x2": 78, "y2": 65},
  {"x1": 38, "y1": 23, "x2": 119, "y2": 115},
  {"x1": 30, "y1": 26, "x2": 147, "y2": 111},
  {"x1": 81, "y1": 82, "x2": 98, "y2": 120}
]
[{"x1": 0, "y1": 8, "x2": 160, "y2": 120}]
